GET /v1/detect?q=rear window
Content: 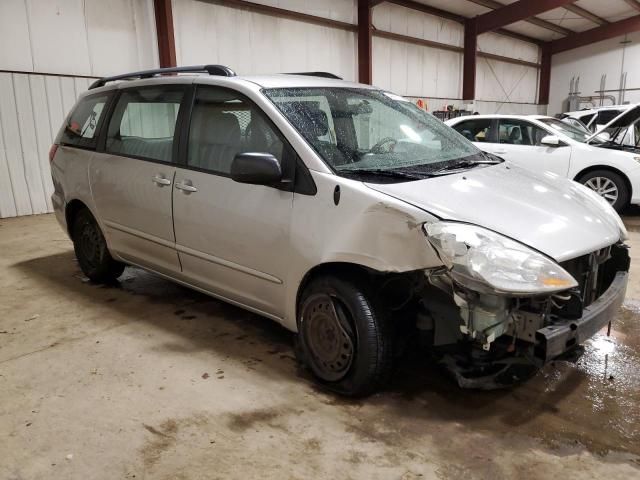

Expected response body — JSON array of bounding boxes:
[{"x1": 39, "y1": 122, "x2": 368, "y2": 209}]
[{"x1": 59, "y1": 93, "x2": 110, "y2": 149}]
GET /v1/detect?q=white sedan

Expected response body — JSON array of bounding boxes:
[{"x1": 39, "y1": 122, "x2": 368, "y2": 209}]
[{"x1": 445, "y1": 114, "x2": 640, "y2": 212}]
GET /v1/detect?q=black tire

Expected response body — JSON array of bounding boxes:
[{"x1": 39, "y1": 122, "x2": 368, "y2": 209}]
[
  {"x1": 71, "y1": 208, "x2": 125, "y2": 282},
  {"x1": 296, "y1": 274, "x2": 394, "y2": 397},
  {"x1": 577, "y1": 169, "x2": 629, "y2": 212}
]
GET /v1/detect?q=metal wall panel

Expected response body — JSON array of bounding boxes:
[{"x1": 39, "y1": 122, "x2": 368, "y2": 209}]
[
  {"x1": 476, "y1": 59, "x2": 538, "y2": 104},
  {"x1": 373, "y1": 36, "x2": 462, "y2": 99},
  {"x1": 372, "y1": 1, "x2": 539, "y2": 108},
  {"x1": 0, "y1": 0, "x2": 158, "y2": 217},
  {"x1": 0, "y1": 0, "x2": 158, "y2": 77},
  {"x1": 373, "y1": 2, "x2": 463, "y2": 47},
  {"x1": 478, "y1": 32, "x2": 539, "y2": 64},
  {"x1": 172, "y1": 0, "x2": 357, "y2": 80},
  {"x1": 0, "y1": 72, "x2": 93, "y2": 218},
  {"x1": 247, "y1": 0, "x2": 357, "y2": 24}
]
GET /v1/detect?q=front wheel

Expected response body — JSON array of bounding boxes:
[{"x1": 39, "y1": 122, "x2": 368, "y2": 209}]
[
  {"x1": 296, "y1": 274, "x2": 394, "y2": 397},
  {"x1": 577, "y1": 170, "x2": 629, "y2": 212},
  {"x1": 71, "y1": 208, "x2": 125, "y2": 283}
]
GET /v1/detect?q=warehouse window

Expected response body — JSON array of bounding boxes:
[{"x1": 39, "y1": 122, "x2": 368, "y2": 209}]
[
  {"x1": 59, "y1": 93, "x2": 110, "y2": 149},
  {"x1": 105, "y1": 87, "x2": 184, "y2": 163},
  {"x1": 187, "y1": 87, "x2": 285, "y2": 175}
]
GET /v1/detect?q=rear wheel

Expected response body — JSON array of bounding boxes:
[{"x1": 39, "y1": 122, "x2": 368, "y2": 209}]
[
  {"x1": 71, "y1": 208, "x2": 125, "y2": 282},
  {"x1": 296, "y1": 274, "x2": 394, "y2": 397},
  {"x1": 577, "y1": 170, "x2": 629, "y2": 212}
]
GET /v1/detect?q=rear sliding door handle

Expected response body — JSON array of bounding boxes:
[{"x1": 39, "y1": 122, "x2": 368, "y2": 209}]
[
  {"x1": 175, "y1": 181, "x2": 198, "y2": 193},
  {"x1": 152, "y1": 175, "x2": 172, "y2": 186}
]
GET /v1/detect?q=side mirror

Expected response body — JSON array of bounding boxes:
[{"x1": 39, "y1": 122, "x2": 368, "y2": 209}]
[
  {"x1": 540, "y1": 135, "x2": 561, "y2": 147},
  {"x1": 230, "y1": 152, "x2": 282, "y2": 185}
]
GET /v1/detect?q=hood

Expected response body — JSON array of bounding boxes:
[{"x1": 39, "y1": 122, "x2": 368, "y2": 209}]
[
  {"x1": 588, "y1": 105, "x2": 640, "y2": 145},
  {"x1": 365, "y1": 163, "x2": 621, "y2": 262}
]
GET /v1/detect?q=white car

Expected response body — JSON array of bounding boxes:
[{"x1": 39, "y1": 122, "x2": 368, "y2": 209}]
[
  {"x1": 563, "y1": 105, "x2": 632, "y2": 132},
  {"x1": 446, "y1": 114, "x2": 640, "y2": 211}
]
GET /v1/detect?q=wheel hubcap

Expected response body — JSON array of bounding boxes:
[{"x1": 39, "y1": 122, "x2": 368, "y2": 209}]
[
  {"x1": 301, "y1": 294, "x2": 355, "y2": 382},
  {"x1": 584, "y1": 177, "x2": 618, "y2": 205}
]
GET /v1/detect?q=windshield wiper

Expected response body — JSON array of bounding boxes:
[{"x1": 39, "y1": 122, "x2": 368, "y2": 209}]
[
  {"x1": 339, "y1": 168, "x2": 426, "y2": 179},
  {"x1": 429, "y1": 155, "x2": 501, "y2": 175}
]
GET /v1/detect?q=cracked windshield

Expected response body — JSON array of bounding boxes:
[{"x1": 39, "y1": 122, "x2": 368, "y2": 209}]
[{"x1": 265, "y1": 88, "x2": 488, "y2": 181}]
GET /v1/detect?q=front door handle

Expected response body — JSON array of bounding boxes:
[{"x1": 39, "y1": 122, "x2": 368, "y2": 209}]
[
  {"x1": 175, "y1": 181, "x2": 198, "y2": 193},
  {"x1": 152, "y1": 175, "x2": 172, "y2": 186}
]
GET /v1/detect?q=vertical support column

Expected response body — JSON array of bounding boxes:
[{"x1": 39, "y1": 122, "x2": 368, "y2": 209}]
[
  {"x1": 358, "y1": 0, "x2": 373, "y2": 84},
  {"x1": 538, "y1": 43, "x2": 552, "y2": 105},
  {"x1": 463, "y1": 18, "x2": 477, "y2": 102},
  {"x1": 154, "y1": 0, "x2": 177, "y2": 68}
]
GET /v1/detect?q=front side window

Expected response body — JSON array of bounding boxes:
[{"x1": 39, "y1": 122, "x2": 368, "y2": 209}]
[
  {"x1": 60, "y1": 93, "x2": 110, "y2": 149},
  {"x1": 498, "y1": 119, "x2": 549, "y2": 146},
  {"x1": 105, "y1": 87, "x2": 184, "y2": 162},
  {"x1": 451, "y1": 119, "x2": 495, "y2": 143},
  {"x1": 187, "y1": 87, "x2": 285, "y2": 175},
  {"x1": 264, "y1": 88, "x2": 481, "y2": 179}
]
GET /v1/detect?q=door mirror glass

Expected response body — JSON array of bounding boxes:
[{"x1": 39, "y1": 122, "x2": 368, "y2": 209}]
[
  {"x1": 230, "y1": 152, "x2": 282, "y2": 185},
  {"x1": 540, "y1": 135, "x2": 561, "y2": 147}
]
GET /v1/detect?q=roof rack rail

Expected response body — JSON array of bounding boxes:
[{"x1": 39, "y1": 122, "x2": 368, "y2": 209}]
[
  {"x1": 88, "y1": 64, "x2": 236, "y2": 90},
  {"x1": 286, "y1": 72, "x2": 343, "y2": 80}
]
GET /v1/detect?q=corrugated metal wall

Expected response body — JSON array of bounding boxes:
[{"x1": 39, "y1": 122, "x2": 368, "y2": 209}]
[
  {"x1": 172, "y1": 0, "x2": 358, "y2": 80},
  {"x1": 172, "y1": 0, "x2": 543, "y2": 113},
  {"x1": 0, "y1": 0, "x2": 158, "y2": 218},
  {"x1": 0, "y1": 73, "x2": 95, "y2": 218},
  {"x1": 372, "y1": 2, "x2": 542, "y2": 113}
]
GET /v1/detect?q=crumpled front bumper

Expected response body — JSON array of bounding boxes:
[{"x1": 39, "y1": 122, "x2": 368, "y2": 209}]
[{"x1": 535, "y1": 271, "x2": 628, "y2": 363}]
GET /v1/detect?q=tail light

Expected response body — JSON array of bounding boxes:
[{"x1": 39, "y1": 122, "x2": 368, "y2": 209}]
[{"x1": 49, "y1": 144, "x2": 58, "y2": 163}]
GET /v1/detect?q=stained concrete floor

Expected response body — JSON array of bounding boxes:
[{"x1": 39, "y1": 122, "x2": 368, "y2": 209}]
[{"x1": 1, "y1": 213, "x2": 639, "y2": 480}]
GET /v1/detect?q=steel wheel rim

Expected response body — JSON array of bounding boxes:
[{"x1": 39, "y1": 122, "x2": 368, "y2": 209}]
[
  {"x1": 301, "y1": 294, "x2": 355, "y2": 382},
  {"x1": 584, "y1": 176, "x2": 619, "y2": 205}
]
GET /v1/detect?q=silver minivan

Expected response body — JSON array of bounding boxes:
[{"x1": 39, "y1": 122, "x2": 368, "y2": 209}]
[{"x1": 50, "y1": 65, "x2": 630, "y2": 395}]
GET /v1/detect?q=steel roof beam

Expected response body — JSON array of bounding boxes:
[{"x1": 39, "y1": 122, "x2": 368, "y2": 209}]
[
  {"x1": 474, "y1": 0, "x2": 577, "y2": 34},
  {"x1": 563, "y1": 4, "x2": 608, "y2": 26},
  {"x1": 551, "y1": 14, "x2": 640, "y2": 53},
  {"x1": 377, "y1": 0, "x2": 542, "y2": 44},
  {"x1": 465, "y1": 0, "x2": 573, "y2": 36}
]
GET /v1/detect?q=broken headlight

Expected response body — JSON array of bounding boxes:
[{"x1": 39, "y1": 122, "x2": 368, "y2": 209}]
[{"x1": 424, "y1": 222, "x2": 578, "y2": 295}]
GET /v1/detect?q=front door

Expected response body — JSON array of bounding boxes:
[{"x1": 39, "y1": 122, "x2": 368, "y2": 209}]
[
  {"x1": 90, "y1": 86, "x2": 186, "y2": 275},
  {"x1": 172, "y1": 86, "x2": 294, "y2": 318},
  {"x1": 494, "y1": 118, "x2": 572, "y2": 176}
]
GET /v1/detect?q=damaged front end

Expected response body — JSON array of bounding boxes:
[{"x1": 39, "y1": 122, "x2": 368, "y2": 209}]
[{"x1": 415, "y1": 222, "x2": 630, "y2": 389}]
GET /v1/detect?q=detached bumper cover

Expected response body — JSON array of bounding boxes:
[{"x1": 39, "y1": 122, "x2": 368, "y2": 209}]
[{"x1": 536, "y1": 271, "x2": 628, "y2": 362}]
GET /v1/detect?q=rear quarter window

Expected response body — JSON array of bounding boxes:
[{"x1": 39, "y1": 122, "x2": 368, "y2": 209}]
[{"x1": 58, "y1": 93, "x2": 111, "y2": 149}]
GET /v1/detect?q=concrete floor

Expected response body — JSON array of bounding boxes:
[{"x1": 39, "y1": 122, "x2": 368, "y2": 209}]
[{"x1": 1, "y1": 214, "x2": 639, "y2": 480}]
